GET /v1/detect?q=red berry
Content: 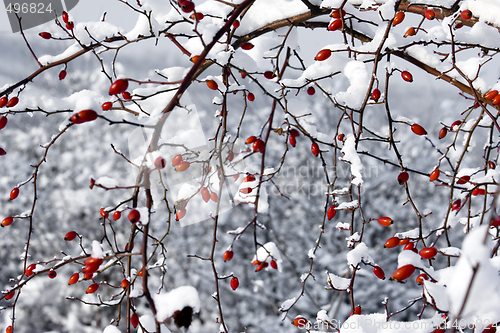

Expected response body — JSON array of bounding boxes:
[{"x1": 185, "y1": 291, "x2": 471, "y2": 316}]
[
  {"x1": 293, "y1": 316, "x2": 307, "y2": 327},
  {"x1": 131, "y1": 313, "x2": 139, "y2": 328},
  {"x1": 378, "y1": 216, "x2": 393, "y2": 227},
  {"x1": 240, "y1": 187, "x2": 253, "y2": 194},
  {"x1": 245, "y1": 136, "x2": 257, "y2": 144},
  {"x1": 461, "y1": 9, "x2": 472, "y2": 20},
  {"x1": 241, "y1": 42, "x2": 254, "y2": 50},
  {"x1": 155, "y1": 156, "x2": 166, "y2": 169},
  {"x1": 68, "y1": 273, "x2": 79, "y2": 285},
  {"x1": 62, "y1": 11, "x2": 69, "y2": 23},
  {"x1": 247, "y1": 93, "x2": 255, "y2": 101},
  {"x1": 1, "y1": 217, "x2": 13, "y2": 227},
  {"x1": 306, "y1": 86, "x2": 315, "y2": 95},
  {"x1": 452, "y1": 199, "x2": 461, "y2": 212},
  {"x1": 328, "y1": 19, "x2": 343, "y2": 31},
  {"x1": 201, "y1": 187, "x2": 210, "y2": 203},
  {"x1": 240, "y1": 71, "x2": 246, "y2": 78},
  {"x1": 404, "y1": 27, "x2": 416, "y2": 38},
  {"x1": 401, "y1": 71, "x2": 413, "y2": 82},
  {"x1": 175, "y1": 161, "x2": 190, "y2": 172},
  {"x1": 5, "y1": 290, "x2": 15, "y2": 300},
  {"x1": 39, "y1": 32, "x2": 52, "y2": 39},
  {"x1": 190, "y1": 12, "x2": 204, "y2": 20},
  {"x1": 451, "y1": 120, "x2": 462, "y2": 131},
  {"x1": 0, "y1": 97, "x2": 7, "y2": 108},
  {"x1": 289, "y1": 129, "x2": 300, "y2": 137},
  {"x1": 242, "y1": 174, "x2": 256, "y2": 183},
  {"x1": 393, "y1": 11, "x2": 405, "y2": 26},
  {"x1": 252, "y1": 139, "x2": 265, "y2": 153},
  {"x1": 102, "y1": 102, "x2": 112, "y2": 110},
  {"x1": 230, "y1": 277, "x2": 239, "y2": 290},
  {"x1": 180, "y1": 0, "x2": 195, "y2": 13},
  {"x1": 109, "y1": 79, "x2": 128, "y2": 95},
  {"x1": 121, "y1": 279, "x2": 130, "y2": 289},
  {"x1": 472, "y1": 188, "x2": 485, "y2": 196},
  {"x1": 397, "y1": 171, "x2": 409, "y2": 185},
  {"x1": 289, "y1": 135, "x2": 297, "y2": 147},
  {"x1": 311, "y1": 142, "x2": 320, "y2": 156},
  {"x1": 264, "y1": 71, "x2": 275, "y2": 80},
  {"x1": 172, "y1": 154, "x2": 183, "y2": 167},
  {"x1": 48, "y1": 269, "x2": 57, "y2": 279},
  {"x1": 399, "y1": 238, "x2": 409, "y2": 245},
  {"x1": 206, "y1": 80, "x2": 218, "y2": 90},
  {"x1": 390, "y1": 264, "x2": 415, "y2": 282},
  {"x1": 176, "y1": 208, "x2": 187, "y2": 220},
  {"x1": 100, "y1": 208, "x2": 109, "y2": 218},
  {"x1": 255, "y1": 262, "x2": 266, "y2": 272},
  {"x1": 113, "y1": 211, "x2": 121, "y2": 221},
  {"x1": 384, "y1": 236, "x2": 399, "y2": 248},
  {"x1": 270, "y1": 260, "x2": 278, "y2": 269},
  {"x1": 122, "y1": 91, "x2": 132, "y2": 100},
  {"x1": 430, "y1": 169, "x2": 440, "y2": 181},
  {"x1": 6, "y1": 326, "x2": 12, "y2": 333},
  {"x1": 411, "y1": 123, "x2": 427, "y2": 136},
  {"x1": 223, "y1": 250, "x2": 234, "y2": 262},
  {"x1": 59, "y1": 70, "x2": 67, "y2": 80},
  {"x1": 70, "y1": 109, "x2": 98, "y2": 124},
  {"x1": 404, "y1": 242, "x2": 414, "y2": 251},
  {"x1": 420, "y1": 246, "x2": 438, "y2": 259},
  {"x1": 232, "y1": 20, "x2": 240, "y2": 29},
  {"x1": 66, "y1": 22, "x2": 74, "y2": 30},
  {"x1": 371, "y1": 88, "x2": 381, "y2": 101},
  {"x1": 210, "y1": 192, "x2": 219, "y2": 202},
  {"x1": 373, "y1": 266, "x2": 385, "y2": 280},
  {"x1": 6, "y1": 97, "x2": 18, "y2": 108},
  {"x1": 315, "y1": 49, "x2": 331, "y2": 61},
  {"x1": 352, "y1": 306, "x2": 361, "y2": 315},
  {"x1": 493, "y1": 95, "x2": 500, "y2": 105},
  {"x1": 330, "y1": 9, "x2": 346, "y2": 18},
  {"x1": 25, "y1": 263, "x2": 36, "y2": 276},
  {"x1": 64, "y1": 231, "x2": 78, "y2": 241},
  {"x1": 327, "y1": 205, "x2": 336, "y2": 220},
  {"x1": 337, "y1": 134, "x2": 345, "y2": 141},
  {"x1": 128, "y1": 209, "x2": 141, "y2": 223},
  {"x1": 489, "y1": 161, "x2": 496, "y2": 169},
  {"x1": 457, "y1": 175, "x2": 470, "y2": 184},
  {"x1": 10, "y1": 187, "x2": 19, "y2": 200},
  {"x1": 0, "y1": 148, "x2": 6, "y2": 156},
  {"x1": 439, "y1": 127, "x2": 448, "y2": 139},
  {"x1": 425, "y1": 8, "x2": 436, "y2": 20},
  {"x1": 86, "y1": 283, "x2": 99, "y2": 294},
  {"x1": 416, "y1": 273, "x2": 429, "y2": 285}
]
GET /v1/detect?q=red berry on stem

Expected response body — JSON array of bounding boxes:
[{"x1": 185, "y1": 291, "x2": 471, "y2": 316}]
[
  {"x1": 425, "y1": 8, "x2": 436, "y2": 20},
  {"x1": 315, "y1": 49, "x2": 331, "y2": 61},
  {"x1": 270, "y1": 260, "x2": 278, "y2": 269},
  {"x1": 311, "y1": 142, "x2": 320, "y2": 156},
  {"x1": 416, "y1": 273, "x2": 429, "y2": 285},
  {"x1": 484, "y1": 90, "x2": 498, "y2": 100},
  {"x1": 252, "y1": 139, "x2": 265, "y2": 153},
  {"x1": 378, "y1": 216, "x2": 393, "y2": 227},
  {"x1": 128, "y1": 209, "x2": 141, "y2": 223},
  {"x1": 420, "y1": 246, "x2": 438, "y2": 259},
  {"x1": 113, "y1": 211, "x2": 121, "y2": 221},
  {"x1": 307, "y1": 86, "x2": 315, "y2": 95},
  {"x1": 66, "y1": 22, "x2": 74, "y2": 30},
  {"x1": 245, "y1": 136, "x2": 257, "y2": 144},
  {"x1": 401, "y1": 71, "x2": 413, "y2": 82},
  {"x1": 109, "y1": 79, "x2": 128, "y2": 95},
  {"x1": 330, "y1": 9, "x2": 346, "y2": 18},
  {"x1": 70, "y1": 109, "x2": 98, "y2": 124},
  {"x1": 121, "y1": 279, "x2": 130, "y2": 289},
  {"x1": 62, "y1": 11, "x2": 69, "y2": 23},
  {"x1": 264, "y1": 71, "x2": 275, "y2": 80},
  {"x1": 390, "y1": 264, "x2": 415, "y2": 282},
  {"x1": 232, "y1": 20, "x2": 240, "y2": 29},
  {"x1": 223, "y1": 250, "x2": 234, "y2": 262},
  {"x1": 201, "y1": 187, "x2": 210, "y2": 203},
  {"x1": 293, "y1": 317, "x2": 307, "y2": 327},
  {"x1": 48, "y1": 269, "x2": 57, "y2": 279},
  {"x1": 290, "y1": 129, "x2": 300, "y2": 137},
  {"x1": 461, "y1": 9, "x2": 472, "y2": 20},
  {"x1": 65, "y1": 231, "x2": 78, "y2": 241},
  {"x1": 373, "y1": 266, "x2": 385, "y2": 280},
  {"x1": 59, "y1": 70, "x2": 67, "y2": 80},
  {"x1": 393, "y1": 11, "x2": 405, "y2": 26},
  {"x1": 404, "y1": 27, "x2": 416, "y2": 38},
  {"x1": 457, "y1": 175, "x2": 470, "y2": 184},
  {"x1": 1, "y1": 217, "x2": 13, "y2": 227},
  {"x1": 241, "y1": 42, "x2": 254, "y2": 50},
  {"x1": 25, "y1": 263, "x2": 36, "y2": 276},
  {"x1": 230, "y1": 277, "x2": 239, "y2": 290},
  {"x1": 68, "y1": 273, "x2": 79, "y2": 285},
  {"x1": 0, "y1": 148, "x2": 6, "y2": 156},
  {"x1": 0, "y1": 97, "x2": 7, "y2": 108},
  {"x1": 247, "y1": 93, "x2": 255, "y2": 101},
  {"x1": 172, "y1": 154, "x2": 183, "y2": 167},
  {"x1": 403, "y1": 242, "x2": 414, "y2": 251},
  {"x1": 384, "y1": 236, "x2": 400, "y2": 248},
  {"x1": 210, "y1": 192, "x2": 219, "y2": 202},
  {"x1": 155, "y1": 156, "x2": 166, "y2": 169},
  {"x1": 180, "y1": 1, "x2": 195, "y2": 13},
  {"x1": 176, "y1": 161, "x2": 190, "y2": 172},
  {"x1": 100, "y1": 208, "x2": 108, "y2": 218},
  {"x1": 122, "y1": 91, "x2": 132, "y2": 100},
  {"x1": 6, "y1": 326, "x2": 12, "y2": 333},
  {"x1": 493, "y1": 95, "x2": 500, "y2": 105},
  {"x1": 10, "y1": 187, "x2": 19, "y2": 200},
  {"x1": 176, "y1": 208, "x2": 187, "y2": 220},
  {"x1": 411, "y1": 123, "x2": 427, "y2": 136},
  {"x1": 452, "y1": 199, "x2": 461, "y2": 211},
  {"x1": 439, "y1": 127, "x2": 448, "y2": 139},
  {"x1": 328, "y1": 19, "x2": 343, "y2": 31},
  {"x1": 371, "y1": 88, "x2": 381, "y2": 101},
  {"x1": 102, "y1": 102, "x2": 112, "y2": 110},
  {"x1": 6, "y1": 97, "x2": 19, "y2": 108},
  {"x1": 39, "y1": 32, "x2": 52, "y2": 39},
  {"x1": 5, "y1": 290, "x2": 15, "y2": 300},
  {"x1": 86, "y1": 283, "x2": 99, "y2": 294},
  {"x1": 131, "y1": 313, "x2": 139, "y2": 328},
  {"x1": 397, "y1": 171, "x2": 409, "y2": 185},
  {"x1": 451, "y1": 120, "x2": 462, "y2": 131},
  {"x1": 327, "y1": 205, "x2": 336, "y2": 220},
  {"x1": 430, "y1": 169, "x2": 440, "y2": 181},
  {"x1": 206, "y1": 80, "x2": 218, "y2": 90},
  {"x1": 190, "y1": 12, "x2": 204, "y2": 20}
]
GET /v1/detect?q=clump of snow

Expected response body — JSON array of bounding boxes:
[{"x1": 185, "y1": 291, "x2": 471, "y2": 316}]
[
  {"x1": 91, "y1": 241, "x2": 105, "y2": 259},
  {"x1": 154, "y1": 286, "x2": 200, "y2": 323},
  {"x1": 340, "y1": 134, "x2": 363, "y2": 186},
  {"x1": 280, "y1": 297, "x2": 296, "y2": 311},
  {"x1": 346, "y1": 242, "x2": 373, "y2": 267},
  {"x1": 102, "y1": 325, "x2": 121, "y2": 333},
  {"x1": 326, "y1": 271, "x2": 351, "y2": 290}
]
